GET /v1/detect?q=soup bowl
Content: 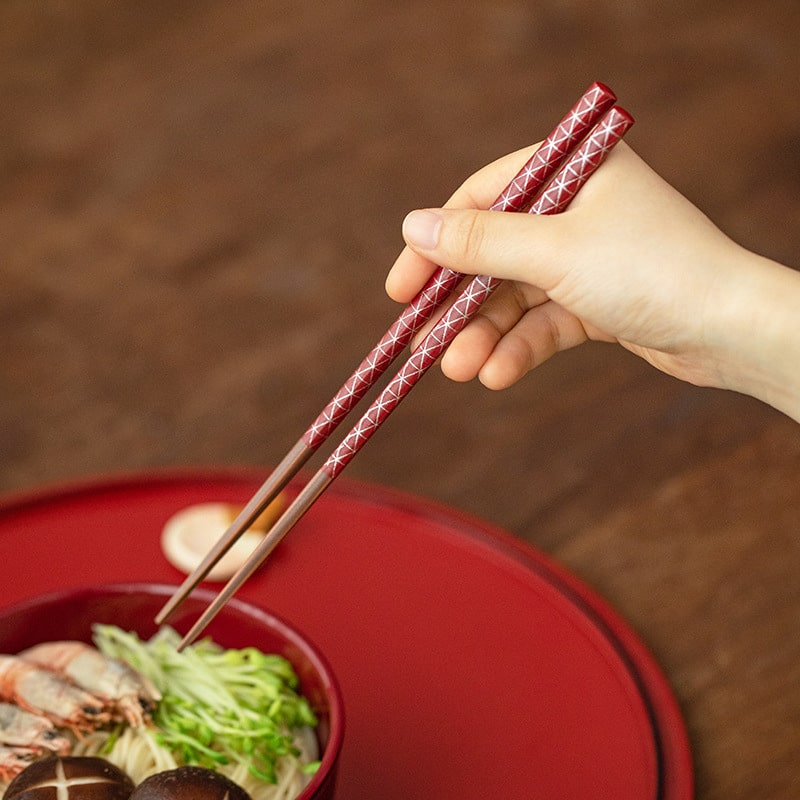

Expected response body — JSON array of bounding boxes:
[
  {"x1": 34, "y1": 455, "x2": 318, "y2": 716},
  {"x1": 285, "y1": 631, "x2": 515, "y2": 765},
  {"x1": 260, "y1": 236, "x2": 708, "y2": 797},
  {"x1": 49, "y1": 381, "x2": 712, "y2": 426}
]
[{"x1": 0, "y1": 582, "x2": 344, "y2": 800}]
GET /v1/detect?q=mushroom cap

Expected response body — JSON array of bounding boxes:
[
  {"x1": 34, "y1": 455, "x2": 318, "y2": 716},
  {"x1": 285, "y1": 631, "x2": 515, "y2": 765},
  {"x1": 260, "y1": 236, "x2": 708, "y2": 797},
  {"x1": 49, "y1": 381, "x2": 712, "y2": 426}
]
[
  {"x1": 4, "y1": 756, "x2": 135, "y2": 800},
  {"x1": 129, "y1": 766, "x2": 252, "y2": 800}
]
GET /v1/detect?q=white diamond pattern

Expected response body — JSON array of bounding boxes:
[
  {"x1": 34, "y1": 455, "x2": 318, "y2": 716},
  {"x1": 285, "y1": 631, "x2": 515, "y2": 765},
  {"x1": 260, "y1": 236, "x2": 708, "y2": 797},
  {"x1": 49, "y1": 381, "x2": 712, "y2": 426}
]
[
  {"x1": 493, "y1": 83, "x2": 613, "y2": 213},
  {"x1": 529, "y1": 108, "x2": 632, "y2": 217},
  {"x1": 304, "y1": 83, "x2": 617, "y2": 449},
  {"x1": 303, "y1": 267, "x2": 462, "y2": 447},
  {"x1": 323, "y1": 104, "x2": 632, "y2": 478}
]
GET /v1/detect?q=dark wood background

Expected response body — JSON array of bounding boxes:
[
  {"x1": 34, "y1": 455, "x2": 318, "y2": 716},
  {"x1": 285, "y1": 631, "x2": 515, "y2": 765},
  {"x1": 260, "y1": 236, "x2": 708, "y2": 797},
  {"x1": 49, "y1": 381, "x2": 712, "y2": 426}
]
[{"x1": 2, "y1": 1, "x2": 799, "y2": 797}]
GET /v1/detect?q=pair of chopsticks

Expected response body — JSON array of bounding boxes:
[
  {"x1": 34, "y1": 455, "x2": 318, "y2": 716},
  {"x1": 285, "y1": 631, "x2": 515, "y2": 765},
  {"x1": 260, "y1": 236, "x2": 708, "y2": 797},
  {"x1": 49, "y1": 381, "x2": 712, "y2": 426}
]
[{"x1": 157, "y1": 82, "x2": 634, "y2": 647}]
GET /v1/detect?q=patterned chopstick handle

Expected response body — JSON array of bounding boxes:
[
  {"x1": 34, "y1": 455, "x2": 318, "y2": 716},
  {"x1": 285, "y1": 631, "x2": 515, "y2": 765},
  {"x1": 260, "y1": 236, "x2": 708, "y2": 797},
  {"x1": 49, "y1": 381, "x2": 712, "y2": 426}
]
[
  {"x1": 526, "y1": 107, "x2": 634, "y2": 217},
  {"x1": 322, "y1": 105, "x2": 634, "y2": 478},
  {"x1": 491, "y1": 81, "x2": 616, "y2": 212},
  {"x1": 302, "y1": 82, "x2": 617, "y2": 450}
]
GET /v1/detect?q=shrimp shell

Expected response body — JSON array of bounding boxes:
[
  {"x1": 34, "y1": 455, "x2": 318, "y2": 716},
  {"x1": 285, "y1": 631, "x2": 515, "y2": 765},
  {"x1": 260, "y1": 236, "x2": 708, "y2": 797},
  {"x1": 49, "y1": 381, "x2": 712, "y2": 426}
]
[
  {"x1": 20, "y1": 642, "x2": 161, "y2": 728},
  {"x1": 0, "y1": 655, "x2": 109, "y2": 734},
  {"x1": 0, "y1": 702, "x2": 70, "y2": 754},
  {"x1": 0, "y1": 744, "x2": 38, "y2": 783}
]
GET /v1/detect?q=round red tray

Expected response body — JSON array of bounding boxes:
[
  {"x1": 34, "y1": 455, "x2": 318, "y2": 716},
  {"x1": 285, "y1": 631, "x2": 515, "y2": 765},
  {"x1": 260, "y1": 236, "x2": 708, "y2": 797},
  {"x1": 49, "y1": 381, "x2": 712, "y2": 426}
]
[{"x1": 0, "y1": 468, "x2": 692, "y2": 799}]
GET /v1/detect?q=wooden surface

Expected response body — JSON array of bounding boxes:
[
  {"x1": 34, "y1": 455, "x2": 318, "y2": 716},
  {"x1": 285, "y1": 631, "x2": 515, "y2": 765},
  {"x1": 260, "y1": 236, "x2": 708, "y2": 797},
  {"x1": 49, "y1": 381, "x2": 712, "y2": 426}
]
[{"x1": 2, "y1": 1, "x2": 800, "y2": 797}]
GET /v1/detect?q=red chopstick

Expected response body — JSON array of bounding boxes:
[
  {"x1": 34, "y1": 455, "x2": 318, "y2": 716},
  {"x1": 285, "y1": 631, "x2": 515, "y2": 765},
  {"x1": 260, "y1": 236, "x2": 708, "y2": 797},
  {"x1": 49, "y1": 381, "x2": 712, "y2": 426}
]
[
  {"x1": 172, "y1": 104, "x2": 634, "y2": 648},
  {"x1": 155, "y1": 82, "x2": 617, "y2": 628}
]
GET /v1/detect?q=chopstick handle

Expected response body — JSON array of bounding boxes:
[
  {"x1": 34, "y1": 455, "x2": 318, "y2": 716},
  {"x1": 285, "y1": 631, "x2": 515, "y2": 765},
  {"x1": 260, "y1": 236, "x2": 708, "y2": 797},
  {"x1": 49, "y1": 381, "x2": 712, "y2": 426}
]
[
  {"x1": 323, "y1": 106, "x2": 635, "y2": 478},
  {"x1": 301, "y1": 81, "x2": 617, "y2": 449}
]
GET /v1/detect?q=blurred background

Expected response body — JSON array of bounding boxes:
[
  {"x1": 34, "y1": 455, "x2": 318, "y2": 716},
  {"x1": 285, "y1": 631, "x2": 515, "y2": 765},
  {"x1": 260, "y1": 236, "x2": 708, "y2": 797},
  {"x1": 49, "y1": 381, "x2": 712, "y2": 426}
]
[{"x1": 2, "y1": 1, "x2": 800, "y2": 797}]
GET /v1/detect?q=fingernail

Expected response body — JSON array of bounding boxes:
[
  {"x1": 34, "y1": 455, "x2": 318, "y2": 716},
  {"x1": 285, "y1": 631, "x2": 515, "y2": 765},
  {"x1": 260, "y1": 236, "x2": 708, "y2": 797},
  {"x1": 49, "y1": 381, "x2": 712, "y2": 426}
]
[{"x1": 403, "y1": 210, "x2": 442, "y2": 250}]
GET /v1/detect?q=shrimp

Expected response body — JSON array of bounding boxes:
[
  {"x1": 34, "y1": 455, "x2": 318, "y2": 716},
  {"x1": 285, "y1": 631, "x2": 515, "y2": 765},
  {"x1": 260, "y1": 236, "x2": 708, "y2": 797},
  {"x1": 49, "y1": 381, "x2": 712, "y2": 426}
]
[
  {"x1": 20, "y1": 642, "x2": 161, "y2": 728},
  {"x1": 0, "y1": 655, "x2": 109, "y2": 734},
  {"x1": 0, "y1": 744, "x2": 38, "y2": 783},
  {"x1": 0, "y1": 702, "x2": 70, "y2": 754}
]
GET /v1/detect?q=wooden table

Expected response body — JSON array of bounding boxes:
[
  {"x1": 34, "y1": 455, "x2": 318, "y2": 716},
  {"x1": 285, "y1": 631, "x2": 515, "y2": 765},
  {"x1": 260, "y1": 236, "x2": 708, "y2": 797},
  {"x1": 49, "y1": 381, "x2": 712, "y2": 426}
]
[{"x1": 2, "y1": 2, "x2": 799, "y2": 797}]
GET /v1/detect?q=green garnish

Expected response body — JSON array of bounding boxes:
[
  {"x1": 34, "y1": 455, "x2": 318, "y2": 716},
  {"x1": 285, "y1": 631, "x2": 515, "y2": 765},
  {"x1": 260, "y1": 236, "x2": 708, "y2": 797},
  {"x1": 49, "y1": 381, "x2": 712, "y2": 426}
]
[{"x1": 92, "y1": 624, "x2": 319, "y2": 784}]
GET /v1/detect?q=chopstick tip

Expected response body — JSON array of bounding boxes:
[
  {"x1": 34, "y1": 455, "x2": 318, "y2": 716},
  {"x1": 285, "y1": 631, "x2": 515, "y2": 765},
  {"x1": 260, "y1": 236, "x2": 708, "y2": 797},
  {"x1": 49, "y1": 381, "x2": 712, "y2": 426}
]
[
  {"x1": 176, "y1": 605, "x2": 218, "y2": 651},
  {"x1": 153, "y1": 608, "x2": 170, "y2": 627},
  {"x1": 154, "y1": 591, "x2": 185, "y2": 627}
]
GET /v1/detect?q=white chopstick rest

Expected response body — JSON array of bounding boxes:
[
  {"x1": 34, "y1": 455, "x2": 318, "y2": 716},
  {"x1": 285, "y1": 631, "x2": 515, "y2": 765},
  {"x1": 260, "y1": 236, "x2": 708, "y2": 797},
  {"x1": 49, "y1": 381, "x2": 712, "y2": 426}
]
[{"x1": 161, "y1": 503, "x2": 268, "y2": 582}]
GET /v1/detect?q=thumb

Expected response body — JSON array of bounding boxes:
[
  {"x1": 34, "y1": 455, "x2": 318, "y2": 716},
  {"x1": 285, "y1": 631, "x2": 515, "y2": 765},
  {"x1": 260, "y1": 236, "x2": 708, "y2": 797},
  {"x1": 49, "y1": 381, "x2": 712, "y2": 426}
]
[{"x1": 401, "y1": 207, "x2": 569, "y2": 291}]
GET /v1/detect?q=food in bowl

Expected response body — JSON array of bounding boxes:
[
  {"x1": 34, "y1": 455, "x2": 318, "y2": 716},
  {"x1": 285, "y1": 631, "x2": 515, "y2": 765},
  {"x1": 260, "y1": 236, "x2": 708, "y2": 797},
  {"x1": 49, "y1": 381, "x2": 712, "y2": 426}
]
[{"x1": 0, "y1": 585, "x2": 343, "y2": 800}]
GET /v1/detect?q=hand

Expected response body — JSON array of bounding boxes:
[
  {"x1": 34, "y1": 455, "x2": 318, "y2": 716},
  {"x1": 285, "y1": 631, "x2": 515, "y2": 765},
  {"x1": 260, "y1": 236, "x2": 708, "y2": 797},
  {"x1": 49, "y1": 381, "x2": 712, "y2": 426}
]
[{"x1": 386, "y1": 141, "x2": 800, "y2": 421}]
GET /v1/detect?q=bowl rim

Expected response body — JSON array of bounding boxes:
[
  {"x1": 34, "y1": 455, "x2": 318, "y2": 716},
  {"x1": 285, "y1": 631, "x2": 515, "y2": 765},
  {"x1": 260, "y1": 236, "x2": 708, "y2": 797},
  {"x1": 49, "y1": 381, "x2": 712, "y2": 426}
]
[{"x1": 0, "y1": 581, "x2": 345, "y2": 800}]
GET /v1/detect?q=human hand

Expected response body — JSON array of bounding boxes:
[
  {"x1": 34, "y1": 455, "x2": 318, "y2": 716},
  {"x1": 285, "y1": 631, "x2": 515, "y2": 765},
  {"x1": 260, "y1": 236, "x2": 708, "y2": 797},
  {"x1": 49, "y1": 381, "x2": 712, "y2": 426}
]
[{"x1": 386, "y1": 141, "x2": 800, "y2": 422}]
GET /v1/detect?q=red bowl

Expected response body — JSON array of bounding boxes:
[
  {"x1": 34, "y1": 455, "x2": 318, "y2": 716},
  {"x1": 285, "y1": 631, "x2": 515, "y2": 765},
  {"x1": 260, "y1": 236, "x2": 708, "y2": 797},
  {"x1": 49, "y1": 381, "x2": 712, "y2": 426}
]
[{"x1": 0, "y1": 582, "x2": 344, "y2": 800}]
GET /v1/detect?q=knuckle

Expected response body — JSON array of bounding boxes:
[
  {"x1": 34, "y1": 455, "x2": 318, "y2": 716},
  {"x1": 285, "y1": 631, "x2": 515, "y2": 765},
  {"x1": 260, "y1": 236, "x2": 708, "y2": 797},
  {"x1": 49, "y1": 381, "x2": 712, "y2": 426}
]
[{"x1": 458, "y1": 212, "x2": 487, "y2": 264}]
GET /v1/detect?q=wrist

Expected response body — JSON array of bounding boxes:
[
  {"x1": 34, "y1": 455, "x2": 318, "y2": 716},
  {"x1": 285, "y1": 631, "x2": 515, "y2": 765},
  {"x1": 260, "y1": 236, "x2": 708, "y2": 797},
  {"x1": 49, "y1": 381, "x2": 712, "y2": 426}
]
[{"x1": 714, "y1": 248, "x2": 800, "y2": 421}]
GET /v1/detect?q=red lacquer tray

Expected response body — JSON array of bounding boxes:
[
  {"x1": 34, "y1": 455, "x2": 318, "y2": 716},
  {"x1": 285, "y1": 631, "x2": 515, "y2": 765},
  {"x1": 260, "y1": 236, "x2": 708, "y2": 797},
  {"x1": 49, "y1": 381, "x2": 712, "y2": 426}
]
[{"x1": 0, "y1": 468, "x2": 692, "y2": 799}]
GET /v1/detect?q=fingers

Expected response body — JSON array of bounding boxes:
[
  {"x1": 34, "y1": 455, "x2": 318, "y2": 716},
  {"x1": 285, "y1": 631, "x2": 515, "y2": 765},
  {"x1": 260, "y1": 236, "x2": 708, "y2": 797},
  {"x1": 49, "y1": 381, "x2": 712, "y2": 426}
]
[
  {"x1": 441, "y1": 298, "x2": 594, "y2": 389},
  {"x1": 430, "y1": 279, "x2": 597, "y2": 389},
  {"x1": 436, "y1": 281, "x2": 536, "y2": 382},
  {"x1": 479, "y1": 302, "x2": 594, "y2": 389}
]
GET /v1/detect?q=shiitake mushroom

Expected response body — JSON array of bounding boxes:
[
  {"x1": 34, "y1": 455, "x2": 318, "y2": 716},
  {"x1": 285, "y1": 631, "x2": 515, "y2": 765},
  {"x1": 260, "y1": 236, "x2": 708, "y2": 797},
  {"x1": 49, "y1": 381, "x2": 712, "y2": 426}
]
[
  {"x1": 5, "y1": 758, "x2": 253, "y2": 800},
  {"x1": 128, "y1": 766, "x2": 252, "y2": 800},
  {"x1": 4, "y1": 756, "x2": 135, "y2": 800}
]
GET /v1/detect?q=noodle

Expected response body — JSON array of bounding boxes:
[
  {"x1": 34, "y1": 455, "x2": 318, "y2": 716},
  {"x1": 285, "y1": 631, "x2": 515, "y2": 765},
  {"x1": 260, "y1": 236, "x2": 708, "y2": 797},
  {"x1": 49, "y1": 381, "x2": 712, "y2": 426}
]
[{"x1": 71, "y1": 728, "x2": 177, "y2": 783}]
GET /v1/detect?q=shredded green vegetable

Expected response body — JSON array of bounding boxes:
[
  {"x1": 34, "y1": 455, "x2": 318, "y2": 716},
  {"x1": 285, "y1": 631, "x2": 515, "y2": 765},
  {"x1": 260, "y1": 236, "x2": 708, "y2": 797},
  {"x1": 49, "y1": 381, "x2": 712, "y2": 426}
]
[{"x1": 92, "y1": 624, "x2": 320, "y2": 784}]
